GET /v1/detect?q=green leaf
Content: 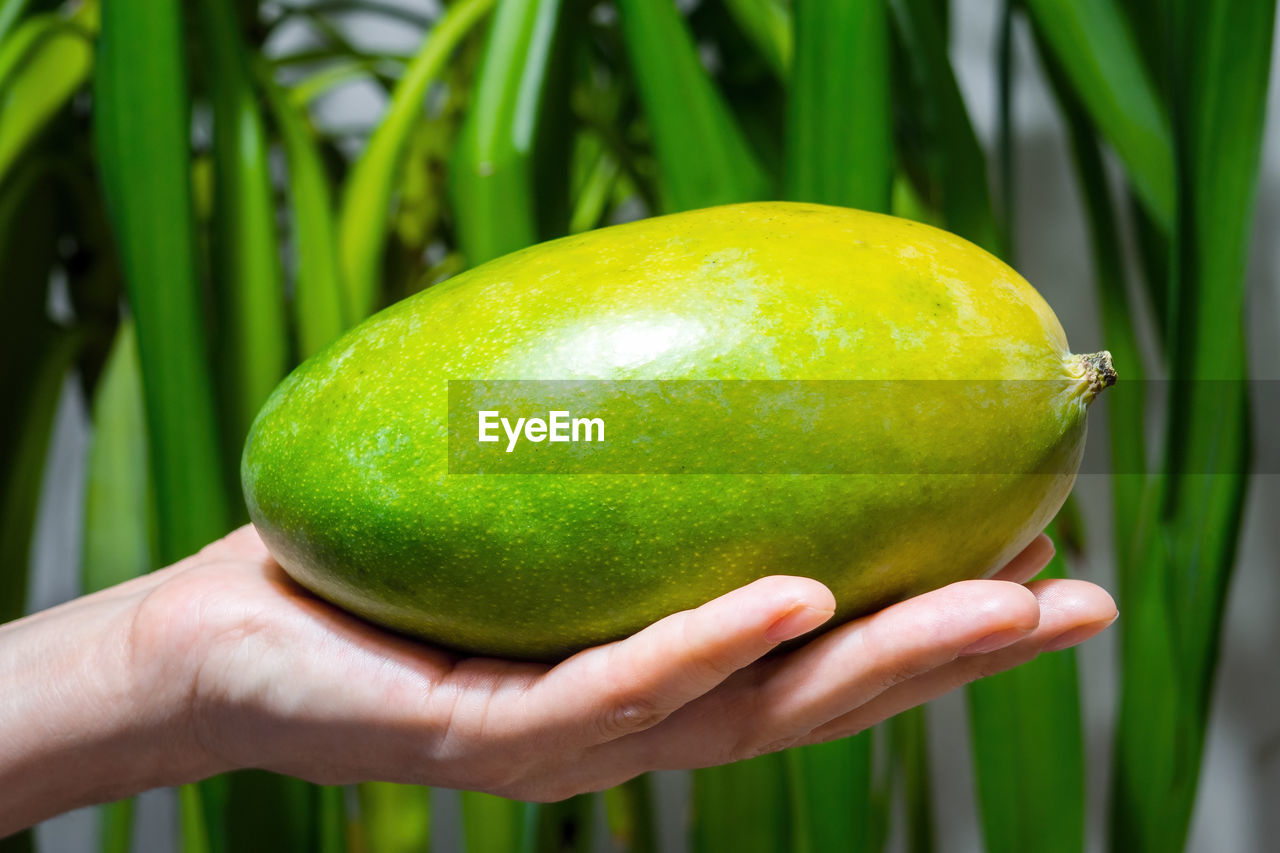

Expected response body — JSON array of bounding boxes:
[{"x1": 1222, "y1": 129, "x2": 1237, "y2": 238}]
[
  {"x1": 1022, "y1": 0, "x2": 1174, "y2": 232},
  {"x1": 82, "y1": 319, "x2": 154, "y2": 594},
  {"x1": 1111, "y1": 1, "x2": 1274, "y2": 849},
  {"x1": 784, "y1": 0, "x2": 891, "y2": 212},
  {"x1": 889, "y1": 0, "x2": 1002, "y2": 254},
  {"x1": 196, "y1": 0, "x2": 290, "y2": 507},
  {"x1": 462, "y1": 791, "x2": 532, "y2": 853},
  {"x1": 338, "y1": 0, "x2": 494, "y2": 320},
  {"x1": 0, "y1": 0, "x2": 32, "y2": 44},
  {"x1": 603, "y1": 776, "x2": 656, "y2": 853},
  {"x1": 98, "y1": 800, "x2": 135, "y2": 853},
  {"x1": 785, "y1": 735, "x2": 877, "y2": 853},
  {"x1": 692, "y1": 753, "x2": 790, "y2": 853},
  {"x1": 529, "y1": 795, "x2": 594, "y2": 853},
  {"x1": 287, "y1": 60, "x2": 385, "y2": 110},
  {"x1": 0, "y1": 331, "x2": 76, "y2": 608},
  {"x1": 615, "y1": 0, "x2": 771, "y2": 211},
  {"x1": 0, "y1": 159, "x2": 62, "y2": 628},
  {"x1": 94, "y1": 0, "x2": 230, "y2": 563},
  {"x1": 179, "y1": 783, "x2": 214, "y2": 853},
  {"x1": 356, "y1": 782, "x2": 429, "y2": 853},
  {"x1": 0, "y1": 327, "x2": 74, "y2": 618},
  {"x1": 1116, "y1": 0, "x2": 1169, "y2": 104},
  {"x1": 722, "y1": 0, "x2": 792, "y2": 80},
  {"x1": 223, "y1": 771, "x2": 321, "y2": 853},
  {"x1": 889, "y1": 708, "x2": 934, "y2": 853},
  {"x1": 391, "y1": 50, "x2": 475, "y2": 268},
  {"x1": 316, "y1": 786, "x2": 348, "y2": 853},
  {"x1": 567, "y1": 132, "x2": 620, "y2": 235},
  {"x1": 1126, "y1": 196, "x2": 1170, "y2": 357},
  {"x1": 0, "y1": 3, "x2": 97, "y2": 186},
  {"x1": 448, "y1": 0, "x2": 572, "y2": 265},
  {"x1": 967, "y1": 536, "x2": 1085, "y2": 853},
  {"x1": 256, "y1": 60, "x2": 350, "y2": 358}
]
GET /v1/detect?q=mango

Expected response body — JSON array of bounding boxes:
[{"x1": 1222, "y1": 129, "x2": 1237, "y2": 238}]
[{"x1": 242, "y1": 202, "x2": 1113, "y2": 661}]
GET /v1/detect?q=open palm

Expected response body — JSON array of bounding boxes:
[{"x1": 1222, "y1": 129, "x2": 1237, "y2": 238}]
[{"x1": 121, "y1": 525, "x2": 1116, "y2": 801}]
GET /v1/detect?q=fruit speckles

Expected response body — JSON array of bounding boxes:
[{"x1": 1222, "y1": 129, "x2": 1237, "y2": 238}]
[{"x1": 242, "y1": 201, "x2": 1107, "y2": 661}]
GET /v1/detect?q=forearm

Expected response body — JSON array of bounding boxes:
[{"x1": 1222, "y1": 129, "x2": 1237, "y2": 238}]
[{"x1": 0, "y1": 583, "x2": 213, "y2": 836}]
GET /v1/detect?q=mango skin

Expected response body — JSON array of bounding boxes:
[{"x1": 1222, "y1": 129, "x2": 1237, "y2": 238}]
[{"x1": 242, "y1": 202, "x2": 1097, "y2": 662}]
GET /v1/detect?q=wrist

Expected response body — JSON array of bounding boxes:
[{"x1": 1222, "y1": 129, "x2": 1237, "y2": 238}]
[{"x1": 0, "y1": 582, "x2": 224, "y2": 835}]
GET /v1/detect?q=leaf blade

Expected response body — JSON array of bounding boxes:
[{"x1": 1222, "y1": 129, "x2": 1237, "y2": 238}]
[
  {"x1": 93, "y1": 0, "x2": 230, "y2": 562},
  {"x1": 196, "y1": 0, "x2": 290, "y2": 498},
  {"x1": 1111, "y1": 1, "x2": 1274, "y2": 849},
  {"x1": 448, "y1": 0, "x2": 571, "y2": 265},
  {"x1": 967, "y1": 537, "x2": 1085, "y2": 853},
  {"x1": 784, "y1": 0, "x2": 891, "y2": 212},
  {"x1": 615, "y1": 0, "x2": 771, "y2": 211},
  {"x1": 338, "y1": 0, "x2": 494, "y2": 319},
  {"x1": 1023, "y1": 0, "x2": 1174, "y2": 231},
  {"x1": 889, "y1": 0, "x2": 1001, "y2": 254},
  {"x1": 256, "y1": 59, "x2": 350, "y2": 358},
  {"x1": 0, "y1": 4, "x2": 97, "y2": 186}
]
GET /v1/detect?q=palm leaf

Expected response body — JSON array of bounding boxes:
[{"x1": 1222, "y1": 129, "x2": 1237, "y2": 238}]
[
  {"x1": 256, "y1": 60, "x2": 350, "y2": 357},
  {"x1": 784, "y1": 0, "x2": 890, "y2": 211},
  {"x1": 196, "y1": 0, "x2": 289, "y2": 502},
  {"x1": 722, "y1": 0, "x2": 791, "y2": 80},
  {"x1": 615, "y1": 0, "x2": 770, "y2": 211},
  {"x1": 448, "y1": 0, "x2": 572, "y2": 265},
  {"x1": 356, "y1": 782, "x2": 430, "y2": 853},
  {"x1": 1112, "y1": 1, "x2": 1274, "y2": 849},
  {"x1": 0, "y1": 0, "x2": 33, "y2": 43},
  {"x1": 1023, "y1": 0, "x2": 1174, "y2": 231},
  {"x1": 889, "y1": 0, "x2": 1001, "y2": 254},
  {"x1": 338, "y1": 0, "x2": 493, "y2": 319},
  {"x1": 966, "y1": 535, "x2": 1085, "y2": 853},
  {"x1": 691, "y1": 754, "x2": 790, "y2": 853},
  {"x1": 0, "y1": 2, "x2": 97, "y2": 186}
]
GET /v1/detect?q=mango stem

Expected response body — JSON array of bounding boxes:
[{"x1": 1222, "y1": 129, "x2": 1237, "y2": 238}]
[{"x1": 1076, "y1": 351, "x2": 1117, "y2": 401}]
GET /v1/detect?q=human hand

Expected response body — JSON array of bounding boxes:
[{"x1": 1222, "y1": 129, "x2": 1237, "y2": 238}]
[
  {"x1": 126, "y1": 526, "x2": 1115, "y2": 801},
  {"x1": 0, "y1": 524, "x2": 1115, "y2": 834}
]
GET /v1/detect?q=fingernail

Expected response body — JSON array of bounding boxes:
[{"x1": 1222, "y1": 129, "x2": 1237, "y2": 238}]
[
  {"x1": 1043, "y1": 618, "x2": 1115, "y2": 652},
  {"x1": 959, "y1": 626, "x2": 1029, "y2": 657},
  {"x1": 766, "y1": 604, "x2": 834, "y2": 644}
]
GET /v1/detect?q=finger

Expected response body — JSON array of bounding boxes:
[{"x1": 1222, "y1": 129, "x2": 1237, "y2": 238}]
[
  {"x1": 524, "y1": 575, "x2": 836, "y2": 749},
  {"x1": 988, "y1": 534, "x2": 1055, "y2": 583},
  {"x1": 596, "y1": 578, "x2": 1040, "y2": 770},
  {"x1": 802, "y1": 578, "x2": 1117, "y2": 746},
  {"x1": 747, "y1": 579, "x2": 1041, "y2": 738}
]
